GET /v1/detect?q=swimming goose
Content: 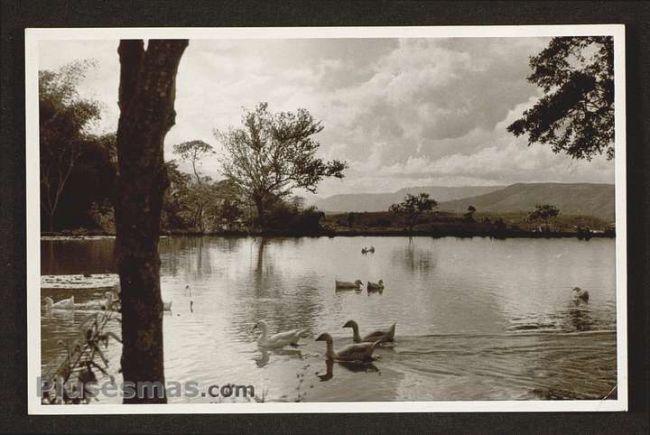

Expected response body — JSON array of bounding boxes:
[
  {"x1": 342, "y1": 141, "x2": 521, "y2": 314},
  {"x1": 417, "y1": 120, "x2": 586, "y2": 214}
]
[
  {"x1": 366, "y1": 280, "x2": 384, "y2": 291},
  {"x1": 253, "y1": 320, "x2": 308, "y2": 349},
  {"x1": 335, "y1": 279, "x2": 363, "y2": 289},
  {"x1": 315, "y1": 332, "x2": 381, "y2": 362},
  {"x1": 73, "y1": 292, "x2": 116, "y2": 311},
  {"x1": 44, "y1": 296, "x2": 75, "y2": 311},
  {"x1": 573, "y1": 287, "x2": 589, "y2": 302},
  {"x1": 343, "y1": 320, "x2": 396, "y2": 343}
]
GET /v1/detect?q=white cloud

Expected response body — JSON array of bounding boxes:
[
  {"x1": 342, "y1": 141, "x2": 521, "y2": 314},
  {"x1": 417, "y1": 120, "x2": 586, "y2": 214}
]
[{"x1": 38, "y1": 36, "x2": 615, "y2": 197}]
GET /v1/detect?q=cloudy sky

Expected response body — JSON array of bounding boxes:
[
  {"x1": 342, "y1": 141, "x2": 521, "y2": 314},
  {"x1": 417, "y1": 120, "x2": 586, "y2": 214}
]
[{"x1": 38, "y1": 37, "x2": 614, "y2": 199}]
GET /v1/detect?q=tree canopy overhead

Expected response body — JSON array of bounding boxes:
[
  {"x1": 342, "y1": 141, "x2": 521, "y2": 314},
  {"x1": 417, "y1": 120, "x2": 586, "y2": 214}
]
[
  {"x1": 507, "y1": 36, "x2": 614, "y2": 160},
  {"x1": 216, "y1": 102, "x2": 347, "y2": 227}
]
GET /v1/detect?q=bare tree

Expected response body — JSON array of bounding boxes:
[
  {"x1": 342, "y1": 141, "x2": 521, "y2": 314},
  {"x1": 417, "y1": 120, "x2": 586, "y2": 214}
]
[{"x1": 114, "y1": 39, "x2": 188, "y2": 404}]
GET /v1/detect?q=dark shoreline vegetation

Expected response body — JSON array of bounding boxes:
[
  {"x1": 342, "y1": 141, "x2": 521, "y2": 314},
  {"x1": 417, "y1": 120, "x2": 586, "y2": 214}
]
[{"x1": 41, "y1": 210, "x2": 615, "y2": 240}]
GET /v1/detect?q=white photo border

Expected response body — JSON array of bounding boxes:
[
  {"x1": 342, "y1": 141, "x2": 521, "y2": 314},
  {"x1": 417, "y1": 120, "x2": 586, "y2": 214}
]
[{"x1": 25, "y1": 24, "x2": 627, "y2": 414}]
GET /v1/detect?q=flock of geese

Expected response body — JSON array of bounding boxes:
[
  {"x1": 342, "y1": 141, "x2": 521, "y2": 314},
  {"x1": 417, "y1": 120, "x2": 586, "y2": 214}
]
[
  {"x1": 252, "y1": 319, "x2": 396, "y2": 363},
  {"x1": 250, "y1": 244, "x2": 396, "y2": 363}
]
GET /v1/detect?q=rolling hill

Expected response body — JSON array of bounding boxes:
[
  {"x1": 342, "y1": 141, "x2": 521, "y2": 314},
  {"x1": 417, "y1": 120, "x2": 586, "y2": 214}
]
[
  {"x1": 314, "y1": 185, "x2": 504, "y2": 213},
  {"x1": 439, "y1": 183, "x2": 615, "y2": 221},
  {"x1": 314, "y1": 182, "x2": 615, "y2": 221}
]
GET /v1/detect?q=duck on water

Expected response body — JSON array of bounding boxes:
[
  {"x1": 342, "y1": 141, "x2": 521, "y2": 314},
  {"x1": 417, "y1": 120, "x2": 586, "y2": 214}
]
[
  {"x1": 573, "y1": 286, "x2": 590, "y2": 302},
  {"x1": 335, "y1": 279, "x2": 363, "y2": 290}
]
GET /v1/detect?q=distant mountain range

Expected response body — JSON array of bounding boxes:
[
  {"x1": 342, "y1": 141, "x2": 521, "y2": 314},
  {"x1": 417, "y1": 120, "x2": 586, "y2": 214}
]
[
  {"x1": 314, "y1": 183, "x2": 615, "y2": 221},
  {"x1": 439, "y1": 183, "x2": 615, "y2": 221},
  {"x1": 314, "y1": 185, "x2": 504, "y2": 213}
]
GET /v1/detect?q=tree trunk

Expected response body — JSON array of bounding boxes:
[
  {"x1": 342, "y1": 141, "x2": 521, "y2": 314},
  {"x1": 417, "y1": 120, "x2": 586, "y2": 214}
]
[
  {"x1": 114, "y1": 39, "x2": 188, "y2": 404},
  {"x1": 254, "y1": 196, "x2": 265, "y2": 230},
  {"x1": 47, "y1": 211, "x2": 55, "y2": 232}
]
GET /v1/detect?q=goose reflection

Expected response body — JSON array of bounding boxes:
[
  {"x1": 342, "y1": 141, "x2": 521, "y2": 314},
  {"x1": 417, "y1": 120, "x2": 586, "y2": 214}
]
[
  {"x1": 316, "y1": 358, "x2": 380, "y2": 382},
  {"x1": 42, "y1": 306, "x2": 75, "y2": 320},
  {"x1": 254, "y1": 348, "x2": 303, "y2": 368},
  {"x1": 565, "y1": 304, "x2": 594, "y2": 332}
]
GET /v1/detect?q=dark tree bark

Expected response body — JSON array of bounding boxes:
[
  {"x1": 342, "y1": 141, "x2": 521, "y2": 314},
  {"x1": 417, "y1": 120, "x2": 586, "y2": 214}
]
[
  {"x1": 253, "y1": 195, "x2": 266, "y2": 229},
  {"x1": 114, "y1": 39, "x2": 188, "y2": 404}
]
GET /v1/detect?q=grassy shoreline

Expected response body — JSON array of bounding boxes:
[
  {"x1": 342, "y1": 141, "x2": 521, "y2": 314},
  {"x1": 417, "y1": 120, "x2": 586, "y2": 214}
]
[{"x1": 41, "y1": 228, "x2": 614, "y2": 240}]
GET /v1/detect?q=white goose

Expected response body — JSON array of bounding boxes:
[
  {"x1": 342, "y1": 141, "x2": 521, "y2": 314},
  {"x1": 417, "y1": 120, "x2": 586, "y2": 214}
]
[
  {"x1": 73, "y1": 292, "x2": 116, "y2": 311},
  {"x1": 253, "y1": 320, "x2": 308, "y2": 349},
  {"x1": 44, "y1": 296, "x2": 75, "y2": 311}
]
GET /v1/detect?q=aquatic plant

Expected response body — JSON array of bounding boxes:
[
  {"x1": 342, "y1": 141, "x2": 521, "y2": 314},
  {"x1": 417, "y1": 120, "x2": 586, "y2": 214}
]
[{"x1": 41, "y1": 298, "x2": 121, "y2": 404}]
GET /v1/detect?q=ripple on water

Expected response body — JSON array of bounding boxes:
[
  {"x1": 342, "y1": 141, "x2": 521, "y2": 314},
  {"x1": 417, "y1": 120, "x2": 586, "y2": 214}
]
[{"x1": 40, "y1": 236, "x2": 618, "y2": 402}]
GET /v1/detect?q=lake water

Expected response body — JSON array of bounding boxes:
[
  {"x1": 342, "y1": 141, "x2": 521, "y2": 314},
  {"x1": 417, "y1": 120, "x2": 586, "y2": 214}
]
[{"x1": 41, "y1": 236, "x2": 617, "y2": 402}]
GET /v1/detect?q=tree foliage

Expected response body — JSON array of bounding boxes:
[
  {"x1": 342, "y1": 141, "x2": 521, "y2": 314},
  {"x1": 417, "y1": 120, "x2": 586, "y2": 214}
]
[
  {"x1": 162, "y1": 161, "x2": 243, "y2": 232},
  {"x1": 39, "y1": 60, "x2": 103, "y2": 230},
  {"x1": 215, "y1": 102, "x2": 347, "y2": 227},
  {"x1": 263, "y1": 198, "x2": 325, "y2": 234},
  {"x1": 528, "y1": 204, "x2": 560, "y2": 230},
  {"x1": 171, "y1": 140, "x2": 218, "y2": 230},
  {"x1": 389, "y1": 193, "x2": 438, "y2": 231},
  {"x1": 59, "y1": 132, "x2": 117, "y2": 231},
  {"x1": 172, "y1": 140, "x2": 215, "y2": 183},
  {"x1": 464, "y1": 205, "x2": 477, "y2": 221},
  {"x1": 507, "y1": 36, "x2": 614, "y2": 160}
]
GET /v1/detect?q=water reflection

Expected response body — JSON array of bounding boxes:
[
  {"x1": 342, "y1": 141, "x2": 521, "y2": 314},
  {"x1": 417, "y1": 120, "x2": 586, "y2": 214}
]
[
  {"x1": 316, "y1": 359, "x2": 380, "y2": 382},
  {"x1": 392, "y1": 240, "x2": 436, "y2": 275},
  {"x1": 564, "y1": 302, "x2": 595, "y2": 332},
  {"x1": 42, "y1": 239, "x2": 116, "y2": 274},
  {"x1": 254, "y1": 348, "x2": 303, "y2": 368},
  {"x1": 231, "y1": 238, "x2": 323, "y2": 340},
  {"x1": 41, "y1": 236, "x2": 617, "y2": 402}
]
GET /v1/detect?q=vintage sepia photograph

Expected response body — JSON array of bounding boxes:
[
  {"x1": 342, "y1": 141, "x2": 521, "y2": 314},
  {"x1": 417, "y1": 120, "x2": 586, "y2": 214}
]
[{"x1": 26, "y1": 25, "x2": 627, "y2": 413}]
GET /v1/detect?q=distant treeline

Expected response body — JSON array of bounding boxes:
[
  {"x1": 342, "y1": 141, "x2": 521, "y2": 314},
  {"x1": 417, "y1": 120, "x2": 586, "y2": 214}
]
[{"x1": 323, "y1": 210, "x2": 614, "y2": 237}]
